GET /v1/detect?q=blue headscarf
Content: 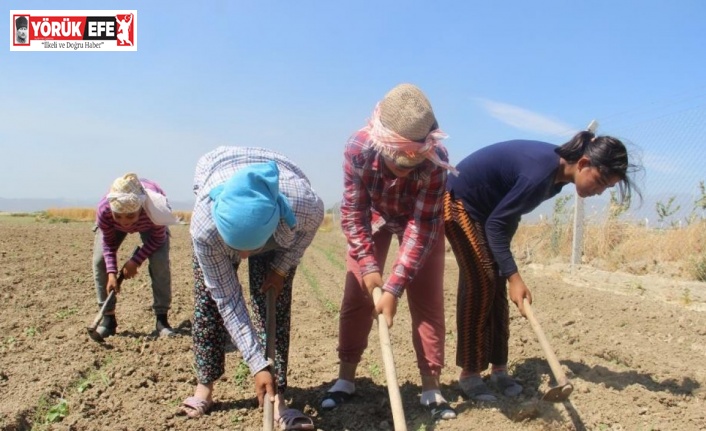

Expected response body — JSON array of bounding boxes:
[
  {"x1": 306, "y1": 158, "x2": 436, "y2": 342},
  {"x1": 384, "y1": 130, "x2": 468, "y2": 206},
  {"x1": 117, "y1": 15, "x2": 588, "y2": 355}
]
[{"x1": 209, "y1": 161, "x2": 297, "y2": 250}]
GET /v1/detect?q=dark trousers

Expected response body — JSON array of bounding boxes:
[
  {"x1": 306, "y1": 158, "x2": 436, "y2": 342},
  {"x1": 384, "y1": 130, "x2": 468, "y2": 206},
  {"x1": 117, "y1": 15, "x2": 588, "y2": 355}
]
[{"x1": 443, "y1": 192, "x2": 509, "y2": 373}]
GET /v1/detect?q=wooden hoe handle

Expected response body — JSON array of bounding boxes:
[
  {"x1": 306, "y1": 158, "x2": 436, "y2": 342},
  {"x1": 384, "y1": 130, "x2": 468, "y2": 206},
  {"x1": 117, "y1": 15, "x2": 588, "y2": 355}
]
[
  {"x1": 523, "y1": 298, "x2": 569, "y2": 386},
  {"x1": 263, "y1": 288, "x2": 277, "y2": 431},
  {"x1": 373, "y1": 287, "x2": 407, "y2": 431}
]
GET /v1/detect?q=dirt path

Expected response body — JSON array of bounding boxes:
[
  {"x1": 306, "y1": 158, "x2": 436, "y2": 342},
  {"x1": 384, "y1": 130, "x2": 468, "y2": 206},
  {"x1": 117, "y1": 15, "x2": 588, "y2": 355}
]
[{"x1": 1, "y1": 219, "x2": 705, "y2": 430}]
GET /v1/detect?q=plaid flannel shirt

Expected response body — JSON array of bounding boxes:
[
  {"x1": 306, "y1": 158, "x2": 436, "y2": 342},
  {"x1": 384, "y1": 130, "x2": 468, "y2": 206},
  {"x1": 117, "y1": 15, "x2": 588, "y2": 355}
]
[
  {"x1": 190, "y1": 147, "x2": 324, "y2": 374},
  {"x1": 341, "y1": 129, "x2": 448, "y2": 297}
]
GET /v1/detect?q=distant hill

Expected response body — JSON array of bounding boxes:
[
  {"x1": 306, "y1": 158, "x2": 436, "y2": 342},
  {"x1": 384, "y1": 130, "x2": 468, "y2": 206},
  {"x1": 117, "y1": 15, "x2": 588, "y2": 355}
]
[{"x1": 0, "y1": 198, "x2": 195, "y2": 213}]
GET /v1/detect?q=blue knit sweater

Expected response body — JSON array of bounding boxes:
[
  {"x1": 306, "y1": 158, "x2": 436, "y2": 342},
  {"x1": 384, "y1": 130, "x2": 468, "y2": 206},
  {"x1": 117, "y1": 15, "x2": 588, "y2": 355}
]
[{"x1": 447, "y1": 140, "x2": 568, "y2": 276}]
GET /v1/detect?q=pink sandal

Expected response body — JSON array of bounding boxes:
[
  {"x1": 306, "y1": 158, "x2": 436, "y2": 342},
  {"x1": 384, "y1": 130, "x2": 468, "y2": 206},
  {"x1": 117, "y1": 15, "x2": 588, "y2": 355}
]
[
  {"x1": 275, "y1": 408, "x2": 314, "y2": 430},
  {"x1": 180, "y1": 396, "x2": 213, "y2": 418}
]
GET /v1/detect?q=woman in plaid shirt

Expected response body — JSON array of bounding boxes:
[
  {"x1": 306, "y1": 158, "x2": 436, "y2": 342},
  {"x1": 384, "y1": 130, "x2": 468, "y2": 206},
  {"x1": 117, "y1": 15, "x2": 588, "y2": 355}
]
[
  {"x1": 181, "y1": 147, "x2": 323, "y2": 430},
  {"x1": 322, "y1": 84, "x2": 458, "y2": 421}
]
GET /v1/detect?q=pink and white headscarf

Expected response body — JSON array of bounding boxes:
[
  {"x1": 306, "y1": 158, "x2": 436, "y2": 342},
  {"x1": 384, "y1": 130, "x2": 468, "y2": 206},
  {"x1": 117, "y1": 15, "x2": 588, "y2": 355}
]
[{"x1": 365, "y1": 103, "x2": 459, "y2": 176}]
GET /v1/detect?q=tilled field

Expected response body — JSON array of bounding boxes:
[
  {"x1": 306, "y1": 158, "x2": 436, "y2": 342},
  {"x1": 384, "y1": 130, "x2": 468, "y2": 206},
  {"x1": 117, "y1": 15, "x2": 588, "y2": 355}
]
[{"x1": 1, "y1": 218, "x2": 705, "y2": 430}]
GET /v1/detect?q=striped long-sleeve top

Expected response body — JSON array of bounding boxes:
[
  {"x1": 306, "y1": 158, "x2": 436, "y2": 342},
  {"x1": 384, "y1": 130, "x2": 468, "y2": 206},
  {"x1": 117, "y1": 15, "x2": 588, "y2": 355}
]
[
  {"x1": 341, "y1": 129, "x2": 448, "y2": 298},
  {"x1": 190, "y1": 146, "x2": 324, "y2": 374},
  {"x1": 96, "y1": 179, "x2": 168, "y2": 273}
]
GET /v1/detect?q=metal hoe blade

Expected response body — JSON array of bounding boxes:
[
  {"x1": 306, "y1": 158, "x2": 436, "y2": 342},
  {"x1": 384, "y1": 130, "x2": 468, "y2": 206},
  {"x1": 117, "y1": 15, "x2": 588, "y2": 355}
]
[
  {"x1": 541, "y1": 382, "x2": 573, "y2": 402},
  {"x1": 86, "y1": 326, "x2": 106, "y2": 343}
]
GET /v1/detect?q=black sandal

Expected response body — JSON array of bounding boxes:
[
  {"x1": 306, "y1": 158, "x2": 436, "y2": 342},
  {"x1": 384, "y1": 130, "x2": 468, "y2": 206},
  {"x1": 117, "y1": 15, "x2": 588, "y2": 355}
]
[
  {"x1": 321, "y1": 391, "x2": 353, "y2": 409},
  {"x1": 426, "y1": 402, "x2": 457, "y2": 421}
]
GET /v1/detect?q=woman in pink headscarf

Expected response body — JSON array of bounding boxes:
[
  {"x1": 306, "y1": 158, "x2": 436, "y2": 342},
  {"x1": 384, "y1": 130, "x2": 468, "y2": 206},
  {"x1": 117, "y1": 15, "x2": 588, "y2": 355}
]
[{"x1": 321, "y1": 83, "x2": 458, "y2": 421}]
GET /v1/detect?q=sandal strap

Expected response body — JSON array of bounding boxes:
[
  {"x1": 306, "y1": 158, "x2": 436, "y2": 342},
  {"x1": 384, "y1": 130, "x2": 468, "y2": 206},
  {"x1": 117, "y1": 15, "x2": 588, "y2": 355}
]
[
  {"x1": 491, "y1": 373, "x2": 523, "y2": 396},
  {"x1": 181, "y1": 396, "x2": 213, "y2": 418},
  {"x1": 460, "y1": 380, "x2": 492, "y2": 395},
  {"x1": 459, "y1": 380, "x2": 498, "y2": 402},
  {"x1": 321, "y1": 391, "x2": 353, "y2": 408},
  {"x1": 276, "y1": 408, "x2": 314, "y2": 429},
  {"x1": 426, "y1": 402, "x2": 457, "y2": 421}
]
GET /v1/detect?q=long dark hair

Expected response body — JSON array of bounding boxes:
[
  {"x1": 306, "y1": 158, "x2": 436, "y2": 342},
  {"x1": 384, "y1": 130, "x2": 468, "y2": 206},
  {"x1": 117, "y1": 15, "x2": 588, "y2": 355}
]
[{"x1": 555, "y1": 131, "x2": 642, "y2": 206}]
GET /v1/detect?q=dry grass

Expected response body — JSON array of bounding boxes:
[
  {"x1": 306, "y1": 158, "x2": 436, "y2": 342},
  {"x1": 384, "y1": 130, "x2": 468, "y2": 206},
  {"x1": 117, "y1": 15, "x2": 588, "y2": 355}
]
[
  {"x1": 513, "y1": 219, "x2": 706, "y2": 281},
  {"x1": 173, "y1": 211, "x2": 191, "y2": 223},
  {"x1": 41, "y1": 208, "x2": 192, "y2": 224},
  {"x1": 45, "y1": 207, "x2": 95, "y2": 222},
  {"x1": 318, "y1": 213, "x2": 334, "y2": 232}
]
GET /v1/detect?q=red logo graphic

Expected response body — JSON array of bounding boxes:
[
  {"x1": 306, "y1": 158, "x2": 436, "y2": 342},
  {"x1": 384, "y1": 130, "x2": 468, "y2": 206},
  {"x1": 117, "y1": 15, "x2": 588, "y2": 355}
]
[{"x1": 115, "y1": 13, "x2": 134, "y2": 46}]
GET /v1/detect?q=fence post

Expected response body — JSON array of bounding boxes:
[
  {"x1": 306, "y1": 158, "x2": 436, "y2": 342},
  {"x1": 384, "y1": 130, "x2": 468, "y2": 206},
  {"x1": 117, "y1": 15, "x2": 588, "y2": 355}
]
[
  {"x1": 571, "y1": 120, "x2": 599, "y2": 271},
  {"x1": 571, "y1": 193, "x2": 584, "y2": 270}
]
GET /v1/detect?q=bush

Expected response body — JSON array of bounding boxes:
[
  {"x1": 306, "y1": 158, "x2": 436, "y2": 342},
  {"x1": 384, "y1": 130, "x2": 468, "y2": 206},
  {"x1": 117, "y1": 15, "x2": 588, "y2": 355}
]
[{"x1": 690, "y1": 254, "x2": 706, "y2": 282}]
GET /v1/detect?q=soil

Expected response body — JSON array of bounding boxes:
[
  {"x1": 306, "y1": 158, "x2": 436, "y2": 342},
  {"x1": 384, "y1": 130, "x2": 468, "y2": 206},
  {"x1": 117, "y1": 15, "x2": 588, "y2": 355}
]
[{"x1": 1, "y1": 218, "x2": 705, "y2": 431}]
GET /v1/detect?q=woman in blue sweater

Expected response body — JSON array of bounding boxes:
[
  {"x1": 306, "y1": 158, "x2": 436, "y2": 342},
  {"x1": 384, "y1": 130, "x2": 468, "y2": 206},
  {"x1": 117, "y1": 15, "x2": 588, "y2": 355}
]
[{"x1": 444, "y1": 130, "x2": 640, "y2": 401}]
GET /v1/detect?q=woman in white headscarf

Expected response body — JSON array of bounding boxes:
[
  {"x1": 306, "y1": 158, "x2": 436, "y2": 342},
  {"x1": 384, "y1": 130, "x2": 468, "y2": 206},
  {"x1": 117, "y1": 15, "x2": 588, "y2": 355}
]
[{"x1": 92, "y1": 173, "x2": 178, "y2": 339}]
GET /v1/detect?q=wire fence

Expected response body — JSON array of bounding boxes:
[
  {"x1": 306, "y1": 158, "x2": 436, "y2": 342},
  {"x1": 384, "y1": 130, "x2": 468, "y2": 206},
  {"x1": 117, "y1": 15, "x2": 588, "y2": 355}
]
[
  {"x1": 530, "y1": 100, "x2": 706, "y2": 281},
  {"x1": 603, "y1": 105, "x2": 706, "y2": 225}
]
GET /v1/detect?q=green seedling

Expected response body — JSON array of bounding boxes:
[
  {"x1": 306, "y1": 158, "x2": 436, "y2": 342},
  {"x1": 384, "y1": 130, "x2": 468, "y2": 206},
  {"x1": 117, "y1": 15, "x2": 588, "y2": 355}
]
[
  {"x1": 96, "y1": 371, "x2": 110, "y2": 387},
  {"x1": 301, "y1": 265, "x2": 338, "y2": 316},
  {"x1": 76, "y1": 378, "x2": 92, "y2": 393},
  {"x1": 45, "y1": 399, "x2": 69, "y2": 423},
  {"x1": 368, "y1": 363, "x2": 381, "y2": 379},
  {"x1": 233, "y1": 361, "x2": 250, "y2": 388},
  {"x1": 56, "y1": 307, "x2": 78, "y2": 319}
]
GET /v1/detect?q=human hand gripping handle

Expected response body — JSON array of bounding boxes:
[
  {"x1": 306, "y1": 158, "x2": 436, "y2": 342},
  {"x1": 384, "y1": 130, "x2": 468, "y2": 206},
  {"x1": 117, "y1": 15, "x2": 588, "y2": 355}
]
[
  {"x1": 121, "y1": 259, "x2": 140, "y2": 280},
  {"x1": 374, "y1": 289, "x2": 398, "y2": 328},
  {"x1": 372, "y1": 287, "x2": 407, "y2": 431},
  {"x1": 107, "y1": 245, "x2": 142, "y2": 295},
  {"x1": 261, "y1": 267, "x2": 286, "y2": 297},
  {"x1": 508, "y1": 272, "x2": 532, "y2": 317},
  {"x1": 106, "y1": 272, "x2": 123, "y2": 296},
  {"x1": 364, "y1": 272, "x2": 398, "y2": 327},
  {"x1": 255, "y1": 367, "x2": 276, "y2": 409},
  {"x1": 363, "y1": 271, "x2": 384, "y2": 296}
]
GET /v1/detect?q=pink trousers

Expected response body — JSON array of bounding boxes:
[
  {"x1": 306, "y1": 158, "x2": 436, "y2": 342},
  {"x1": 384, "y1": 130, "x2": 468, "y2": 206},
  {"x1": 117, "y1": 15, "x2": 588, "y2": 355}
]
[{"x1": 337, "y1": 228, "x2": 446, "y2": 376}]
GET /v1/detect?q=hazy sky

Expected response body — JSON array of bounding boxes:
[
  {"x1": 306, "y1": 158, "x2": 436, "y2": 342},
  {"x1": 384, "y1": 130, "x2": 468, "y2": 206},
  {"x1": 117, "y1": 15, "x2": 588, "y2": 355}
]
[{"x1": 2, "y1": 1, "x2": 705, "y2": 211}]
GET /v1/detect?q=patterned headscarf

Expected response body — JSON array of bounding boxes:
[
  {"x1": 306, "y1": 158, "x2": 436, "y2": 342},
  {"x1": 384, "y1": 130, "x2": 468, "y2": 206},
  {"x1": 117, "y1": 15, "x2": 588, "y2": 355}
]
[
  {"x1": 366, "y1": 84, "x2": 458, "y2": 175},
  {"x1": 107, "y1": 173, "x2": 146, "y2": 214}
]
